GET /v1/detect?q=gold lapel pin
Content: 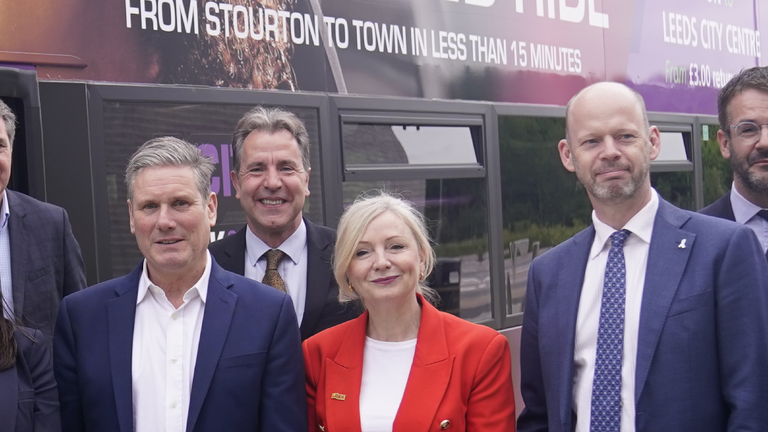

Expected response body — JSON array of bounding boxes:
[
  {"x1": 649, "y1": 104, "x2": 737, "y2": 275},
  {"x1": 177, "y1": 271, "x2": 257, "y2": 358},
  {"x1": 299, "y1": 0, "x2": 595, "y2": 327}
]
[
  {"x1": 330, "y1": 392, "x2": 346, "y2": 401},
  {"x1": 318, "y1": 425, "x2": 325, "y2": 431}
]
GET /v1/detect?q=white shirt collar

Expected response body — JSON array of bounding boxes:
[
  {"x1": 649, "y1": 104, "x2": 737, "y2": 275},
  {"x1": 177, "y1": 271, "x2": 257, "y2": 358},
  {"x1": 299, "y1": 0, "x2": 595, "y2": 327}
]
[
  {"x1": 1, "y1": 191, "x2": 9, "y2": 229},
  {"x1": 730, "y1": 182, "x2": 764, "y2": 224},
  {"x1": 136, "y1": 252, "x2": 212, "y2": 305},
  {"x1": 245, "y1": 219, "x2": 307, "y2": 266},
  {"x1": 589, "y1": 189, "x2": 659, "y2": 259}
]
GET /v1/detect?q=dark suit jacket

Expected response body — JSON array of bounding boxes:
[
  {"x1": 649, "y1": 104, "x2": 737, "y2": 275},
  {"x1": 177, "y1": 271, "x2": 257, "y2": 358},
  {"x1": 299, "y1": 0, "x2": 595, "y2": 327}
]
[
  {"x1": 303, "y1": 294, "x2": 516, "y2": 432},
  {"x1": 53, "y1": 259, "x2": 307, "y2": 432},
  {"x1": 0, "y1": 328, "x2": 60, "y2": 432},
  {"x1": 6, "y1": 190, "x2": 86, "y2": 341},
  {"x1": 699, "y1": 191, "x2": 736, "y2": 221},
  {"x1": 209, "y1": 218, "x2": 359, "y2": 340},
  {"x1": 517, "y1": 198, "x2": 768, "y2": 432}
]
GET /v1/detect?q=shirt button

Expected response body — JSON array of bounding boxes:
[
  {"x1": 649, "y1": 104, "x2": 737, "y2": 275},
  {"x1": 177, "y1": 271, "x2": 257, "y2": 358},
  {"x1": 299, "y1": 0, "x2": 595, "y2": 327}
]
[
  {"x1": 171, "y1": 358, "x2": 177, "y2": 363},
  {"x1": 171, "y1": 402, "x2": 177, "y2": 408},
  {"x1": 172, "y1": 314, "x2": 178, "y2": 320}
]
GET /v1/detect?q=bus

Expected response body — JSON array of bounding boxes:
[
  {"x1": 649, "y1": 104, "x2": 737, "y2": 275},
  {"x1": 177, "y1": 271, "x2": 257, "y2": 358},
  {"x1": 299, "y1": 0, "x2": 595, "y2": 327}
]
[{"x1": 1, "y1": 0, "x2": 764, "y2": 415}]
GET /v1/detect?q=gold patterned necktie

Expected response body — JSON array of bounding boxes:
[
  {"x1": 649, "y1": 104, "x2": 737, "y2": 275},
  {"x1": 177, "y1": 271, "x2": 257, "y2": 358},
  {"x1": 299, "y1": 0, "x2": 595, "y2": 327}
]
[{"x1": 262, "y1": 249, "x2": 286, "y2": 292}]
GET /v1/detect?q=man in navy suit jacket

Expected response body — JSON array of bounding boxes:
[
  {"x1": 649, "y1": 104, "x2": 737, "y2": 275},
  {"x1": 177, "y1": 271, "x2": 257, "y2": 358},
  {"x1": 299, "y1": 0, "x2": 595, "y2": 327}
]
[
  {"x1": 518, "y1": 82, "x2": 768, "y2": 431},
  {"x1": 53, "y1": 137, "x2": 306, "y2": 432},
  {"x1": 210, "y1": 106, "x2": 357, "y2": 340},
  {"x1": 700, "y1": 67, "x2": 768, "y2": 260},
  {"x1": 0, "y1": 100, "x2": 85, "y2": 342}
]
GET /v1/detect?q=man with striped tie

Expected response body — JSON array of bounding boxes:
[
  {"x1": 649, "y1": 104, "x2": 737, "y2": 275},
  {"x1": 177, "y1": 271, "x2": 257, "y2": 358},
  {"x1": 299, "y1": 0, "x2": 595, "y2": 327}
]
[
  {"x1": 701, "y1": 67, "x2": 768, "y2": 262},
  {"x1": 518, "y1": 82, "x2": 768, "y2": 432}
]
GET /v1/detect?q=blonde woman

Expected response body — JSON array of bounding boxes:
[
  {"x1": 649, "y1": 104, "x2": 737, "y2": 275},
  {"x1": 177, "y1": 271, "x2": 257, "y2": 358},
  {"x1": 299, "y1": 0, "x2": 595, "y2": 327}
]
[{"x1": 303, "y1": 192, "x2": 515, "y2": 432}]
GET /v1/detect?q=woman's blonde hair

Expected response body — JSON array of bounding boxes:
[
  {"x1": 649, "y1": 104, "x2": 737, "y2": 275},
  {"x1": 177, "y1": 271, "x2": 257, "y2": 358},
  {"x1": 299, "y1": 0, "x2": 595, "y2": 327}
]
[{"x1": 333, "y1": 191, "x2": 437, "y2": 305}]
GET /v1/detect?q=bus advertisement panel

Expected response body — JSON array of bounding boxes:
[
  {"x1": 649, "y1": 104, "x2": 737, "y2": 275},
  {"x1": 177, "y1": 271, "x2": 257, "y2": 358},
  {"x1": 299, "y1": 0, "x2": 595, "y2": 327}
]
[{"x1": 0, "y1": 0, "x2": 762, "y2": 113}]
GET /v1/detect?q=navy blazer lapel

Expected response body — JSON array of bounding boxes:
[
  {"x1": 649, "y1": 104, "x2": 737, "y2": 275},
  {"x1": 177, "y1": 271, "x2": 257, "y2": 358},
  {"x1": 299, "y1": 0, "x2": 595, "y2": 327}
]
[
  {"x1": 217, "y1": 226, "x2": 247, "y2": 275},
  {"x1": 107, "y1": 264, "x2": 141, "y2": 432},
  {"x1": 555, "y1": 228, "x2": 594, "y2": 428},
  {"x1": 301, "y1": 220, "x2": 333, "y2": 340},
  {"x1": 700, "y1": 191, "x2": 735, "y2": 221},
  {"x1": 635, "y1": 200, "x2": 694, "y2": 400},
  {"x1": 187, "y1": 262, "x2": 237, "y2": 432},
  {"x1": 7, "y1": 191, "x2": 29, "y2": 315},
  {"x1": 0, "y1": 365, "x2": 18, "y2": 432}
]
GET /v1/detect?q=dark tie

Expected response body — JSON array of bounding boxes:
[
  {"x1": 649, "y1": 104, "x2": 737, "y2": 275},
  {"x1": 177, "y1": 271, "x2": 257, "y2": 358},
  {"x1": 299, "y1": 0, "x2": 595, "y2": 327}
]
[
  {"x1": 757, "y1": 210, "x2": 768, "y2": 261},
  {"x1": 591, "y1": 229, "x2": 631, "y2": 432},
  {"x1": 262, "y1": 249, "x2": 286, "y2": 292}
]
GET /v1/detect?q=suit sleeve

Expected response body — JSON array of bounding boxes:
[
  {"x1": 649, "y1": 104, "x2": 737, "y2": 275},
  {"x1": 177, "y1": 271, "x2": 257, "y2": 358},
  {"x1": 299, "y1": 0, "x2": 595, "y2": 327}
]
[
  {"x1": 260, "y1": 295, "x2": 309, "y2": 431},
  {"x1": 53, "y1": 298, "x2": 85, "y2": 432},
  {"x1": 302, "y1": 340, "x2": 318, "y2": 432},
  {"x1": 466, "y1": 333, "x2": 516, "y2": 432},
  {"x1": 516, "y1": 261, "x2": 549, "y2": 432},
  {"x1": 716, "y1": 227, "x2": 768, "y2": 430},
  {"x1": 23, "y1": 329, "x2": 62, "y2": 432},
  {"x1": 59, "y1": 208, "x2": 86, "y2": 296}
]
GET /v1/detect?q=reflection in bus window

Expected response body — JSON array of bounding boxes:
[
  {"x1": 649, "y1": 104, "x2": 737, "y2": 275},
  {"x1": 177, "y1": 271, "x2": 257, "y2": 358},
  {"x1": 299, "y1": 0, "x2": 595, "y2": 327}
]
[
  {"x1": 343, "y1": 178, "x2": 492, "y2": 323},
  {"x1": 701, "y1": 124, "x2": 732, "y2": 207},
  {"x1": 342, "y1": 124, "x2": 481, "y2": 166},
  {"x1": 656, "y1": 132, "x2": 689, "y2": 163},
  {"x1": 498, "y1": 116, "x2": 591, "y2": 316},
  {"x1": 651, "y1": 171, "x2": 694, "y2": 210}
]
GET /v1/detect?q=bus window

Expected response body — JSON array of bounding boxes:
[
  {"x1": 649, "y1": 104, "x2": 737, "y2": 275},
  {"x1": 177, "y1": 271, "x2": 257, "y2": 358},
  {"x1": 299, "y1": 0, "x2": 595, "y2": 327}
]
[
  {"x1": 650, "y1": 129, "x2": 695, "y2": 210},
  {"x1": 651, "y1": 171, "x2": 694, "y2": 210},
  {"x1": 339, "y1": 112, "x2": 490, "y2": 323},
  {"x1": 701, "y1": 123, "x2": 732, "y2": 207},
  {"x1": 498, "y1": 115, "x2": 591, "y2": 317},
  {"x1": 342, "y1": 124, "x2": 480, "y2": 166}
]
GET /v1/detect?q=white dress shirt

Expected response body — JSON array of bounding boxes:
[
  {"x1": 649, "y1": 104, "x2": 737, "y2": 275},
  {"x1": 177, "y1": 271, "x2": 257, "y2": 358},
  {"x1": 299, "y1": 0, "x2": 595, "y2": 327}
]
[
  {"x1": 730, "y1": 183, "x2": 768, "y2": 254},
  {"x1": 573, "y1": 190, "x2": 659, "y2": 432},
  {"x1": 131, "y1": 253, "x2": 212, "y2": 432},
  {"x1": 244, "y1": 220, "x2": 307, "y2": 325},
  {"x1": 0, "y1": 192, "x2": 12, "y2": 319}
]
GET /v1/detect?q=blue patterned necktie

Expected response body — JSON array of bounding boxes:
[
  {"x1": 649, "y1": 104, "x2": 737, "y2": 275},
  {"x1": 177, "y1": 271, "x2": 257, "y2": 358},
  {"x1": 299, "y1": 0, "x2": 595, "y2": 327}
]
[{"x1": 591, "y1": 229, "x2": 631, "y2": 432}]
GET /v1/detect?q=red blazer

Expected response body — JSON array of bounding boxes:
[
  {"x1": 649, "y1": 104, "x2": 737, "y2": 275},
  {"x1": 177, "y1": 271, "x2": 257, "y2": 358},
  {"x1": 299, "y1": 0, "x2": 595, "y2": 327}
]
[{"x1": 303, "y1": 294, "x2": 516, "y2": 432}]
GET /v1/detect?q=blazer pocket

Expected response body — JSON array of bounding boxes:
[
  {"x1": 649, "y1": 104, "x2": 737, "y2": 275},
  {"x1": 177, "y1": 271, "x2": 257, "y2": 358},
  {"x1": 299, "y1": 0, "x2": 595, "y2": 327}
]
[
  {"x1": 218, "y1": 352, "x2": 266, "y2": 369},
  {"x1": 28, "y1": 264, "x2": 53, "y2": 282},
  {"x1": 668, "y1": 290, "x2": 713, "y2": 317}
]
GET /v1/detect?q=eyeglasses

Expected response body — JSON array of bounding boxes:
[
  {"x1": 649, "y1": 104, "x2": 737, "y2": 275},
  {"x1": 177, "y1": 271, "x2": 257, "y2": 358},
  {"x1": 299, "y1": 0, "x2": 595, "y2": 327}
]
[{"x1": 728, "y1": 121, "x2": 768, "y2": 145}]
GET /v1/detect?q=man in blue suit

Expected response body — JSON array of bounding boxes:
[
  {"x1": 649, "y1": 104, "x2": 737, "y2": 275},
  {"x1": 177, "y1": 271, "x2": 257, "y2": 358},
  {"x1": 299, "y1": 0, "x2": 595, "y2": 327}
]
[
  {"x1": 0, "y1": 100, "x2": 85, "y2": 343},
  {"x1": 700, "y1": 67, "x2": 768, "y2": 260},
  {"x1": 517, "y1": 82, "x2": 768, "y2": 431},
  {"x1": 53, "y1": 137, "x2": 306, "y2": 432}
]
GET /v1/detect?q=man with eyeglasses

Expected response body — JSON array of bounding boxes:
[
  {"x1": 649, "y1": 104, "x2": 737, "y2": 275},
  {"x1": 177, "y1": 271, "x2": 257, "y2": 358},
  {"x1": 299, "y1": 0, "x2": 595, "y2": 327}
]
[{"x1": 701, "y1": 67, "x2": 768, "y2": 261}]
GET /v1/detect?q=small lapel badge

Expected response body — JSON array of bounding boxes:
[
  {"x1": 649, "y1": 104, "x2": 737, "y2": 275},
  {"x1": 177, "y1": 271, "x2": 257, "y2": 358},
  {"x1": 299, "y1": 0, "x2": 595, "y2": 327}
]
[
  {"x1": 440, "y1": 419, "x2": 451, "y2": 429},
  {"x1": 678, "y1": 239, "x2": 686, "y2": 249},
  {"x1": 330, "y1": 392, "x2": 346, "y2": 401},
  {"x1": 318, "y1": 425, "x2": 326, "y2": 432}
]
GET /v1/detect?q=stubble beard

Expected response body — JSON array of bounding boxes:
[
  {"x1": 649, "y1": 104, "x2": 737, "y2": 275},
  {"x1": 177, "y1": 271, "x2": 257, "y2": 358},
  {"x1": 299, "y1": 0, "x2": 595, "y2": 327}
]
[
  {"x1": 729, "y1": 142, "x2": 768, "y2": 195},
  {"x1": 574, "y1": 154, "x2": 650, "y2": 206}
]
